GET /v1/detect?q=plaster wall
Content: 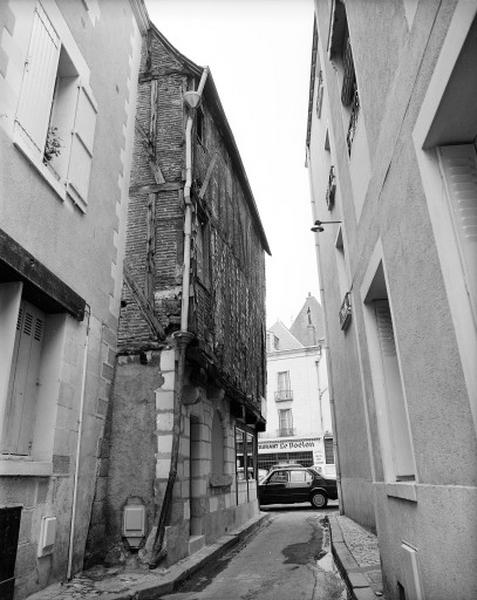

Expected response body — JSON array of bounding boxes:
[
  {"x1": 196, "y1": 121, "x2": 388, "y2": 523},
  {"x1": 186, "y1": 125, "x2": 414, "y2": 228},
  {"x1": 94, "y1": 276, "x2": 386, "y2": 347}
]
[
  {"x1": 265, "y1": 348, "x2": 324, "y2": 438},
  {"x1": 0, "y1": 2, "x2": 142, "y2": 596},
  {"x1": 309, "y1": 0, "x2": 477, "y2": 596}
]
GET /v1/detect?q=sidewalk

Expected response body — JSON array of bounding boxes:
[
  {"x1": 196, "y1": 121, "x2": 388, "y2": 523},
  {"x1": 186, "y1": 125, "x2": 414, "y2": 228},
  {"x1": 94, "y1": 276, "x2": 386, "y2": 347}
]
[
  {"x1": 26, "y1": 513, "x2": 270, "y2": 600},
  {"x1": 328, "y1": 514, "x2": 384, "y2": 600}
]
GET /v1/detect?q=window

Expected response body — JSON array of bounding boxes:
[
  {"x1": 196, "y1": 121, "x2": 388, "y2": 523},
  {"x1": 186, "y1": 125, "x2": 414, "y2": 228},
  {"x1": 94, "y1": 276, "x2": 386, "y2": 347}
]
[
  {"x1": 266, "y1": 333, "x2": 279, "y2": 352},
  {"x1": 14, "y1": 2, "x2": 97, "y2": 211},
  {"x1": 196, "y1": 216, "x2": 211, "y2": 286},
  {"x1": 269, "y1": 470, "x2": 288, "y2": 483},
  {"x1": 211, "y1": 411, "x2": 224, "y2": 476},
  {"x1": 1, "y1": 300, "x2": 45, "y2": 455},
  {"x1": 196, "y1": 107, "x2": 205, "y2": 145},
  {"x1": 437, "y1": 144, "x2": 477, "y2": 320},
  {"x1": 324, "y1": 437, "x2": 334, "y2": 464},
  {"x1": 363, "y1": 260, "x2": 415, "y2": 481},
  {"x1": 329, "y1": 1, "x2": 360, "y2": 155},
  {"x1": 0, "y1": 281, "x2": 67, "y2": 474},
  {"x1": 275, "y1": 371, "x2": 292, "y2": 401},
  {"x1": 289, "y1": 470, "x2": 312, "y2": 484},
  {"x1": 278, "y1": 409, "x2": 294, "y2": 437},
  {"x1": 315, "y1": 69, "x2": 324, "y2": 118}
]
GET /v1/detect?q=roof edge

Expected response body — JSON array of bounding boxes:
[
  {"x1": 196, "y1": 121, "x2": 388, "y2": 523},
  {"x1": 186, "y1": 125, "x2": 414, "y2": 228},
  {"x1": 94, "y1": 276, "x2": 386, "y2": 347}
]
[{"x1": 148, "y1": 24, "x2": 271, "y2": 255}]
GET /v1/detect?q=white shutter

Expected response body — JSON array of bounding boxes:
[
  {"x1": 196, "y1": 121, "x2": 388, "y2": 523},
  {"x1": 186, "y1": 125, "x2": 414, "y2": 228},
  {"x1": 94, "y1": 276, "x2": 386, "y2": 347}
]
[
  {"x1": 438, "y1": 145, "x2": 477, "y2": 318},
  {"x1": 15, "y1": 4, "x2": 60, "y2": 157},
  {"x1": 2, "y1": 301, "x2": 45, "y2": 455},
  {"x1": 67, "y1": 85, "x2": 97, "y2": 211},
  {"x1": 374, "y1": 300, "x2": 414, "y2": 478}
]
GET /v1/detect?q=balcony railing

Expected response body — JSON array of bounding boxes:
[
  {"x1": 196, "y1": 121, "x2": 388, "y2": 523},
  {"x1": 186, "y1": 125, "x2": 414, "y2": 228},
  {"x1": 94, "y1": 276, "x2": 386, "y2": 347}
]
[
  {"x1": 339, "y1": 291, "x2": 352, "y2": 331},
  {"x1": 274, "y1": 389, "x2": 293, "y2": 402},
  {"x1": 346, "y1": 89, "x2": 360, "y2": 155},
  {"x1": 325, "y1": 165, "x2": 336, "y2": 211},
  {"x1": 277, "y1": 428, "x2": 295, "y2": 437}
]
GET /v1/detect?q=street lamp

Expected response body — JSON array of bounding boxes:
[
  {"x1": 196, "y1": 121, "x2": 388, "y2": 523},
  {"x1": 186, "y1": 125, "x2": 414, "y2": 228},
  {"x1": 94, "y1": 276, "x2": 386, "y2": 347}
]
[{"x1": 310, "y1": 219, "x2": 342, "y2": 232}]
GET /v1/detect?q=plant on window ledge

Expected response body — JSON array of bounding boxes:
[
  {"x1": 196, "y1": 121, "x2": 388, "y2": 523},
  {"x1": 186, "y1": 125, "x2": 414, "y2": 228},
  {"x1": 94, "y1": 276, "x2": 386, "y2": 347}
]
[{"x1": 43, "y1": 126, "x2": 62, "y2": 166}]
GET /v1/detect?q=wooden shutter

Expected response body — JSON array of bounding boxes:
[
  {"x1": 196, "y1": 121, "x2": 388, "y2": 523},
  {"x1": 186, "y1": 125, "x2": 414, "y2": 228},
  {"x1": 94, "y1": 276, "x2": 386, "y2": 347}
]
[
  {"x1": 2, "y1": 301, "x2": 45, "y2": 455},
  {"x1": 438, "y1": 145, "x2": 477, "y2": 318},
  {"x1": 374, "y1": 300, "x2": 414, "y2": 478},
  {"x1": 67, "y1": 86, "x2": 97, "y2": 211},
  {"x1": 15, "y1": 4, "x2": 60, "y2": 157}
]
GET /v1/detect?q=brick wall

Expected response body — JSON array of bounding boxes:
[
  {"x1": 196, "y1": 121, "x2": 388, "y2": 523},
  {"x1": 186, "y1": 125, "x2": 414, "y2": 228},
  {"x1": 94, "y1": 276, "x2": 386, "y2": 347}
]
[{"x1": 118, "y1": 28, "x2": 266, "y2": 405}]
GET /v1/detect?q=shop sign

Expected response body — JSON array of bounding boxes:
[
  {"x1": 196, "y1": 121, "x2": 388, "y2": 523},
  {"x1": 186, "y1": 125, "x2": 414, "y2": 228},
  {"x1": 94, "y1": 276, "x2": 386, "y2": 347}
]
[{"x1": 258, "y1": 438, "x2": 318, "y2": 452}]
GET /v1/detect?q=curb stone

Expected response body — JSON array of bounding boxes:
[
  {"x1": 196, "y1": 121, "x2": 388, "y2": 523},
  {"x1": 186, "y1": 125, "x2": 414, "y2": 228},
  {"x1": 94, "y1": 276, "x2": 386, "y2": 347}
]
[{"x1": 328, "y1": 515, "x2": 383, "y2": 600}]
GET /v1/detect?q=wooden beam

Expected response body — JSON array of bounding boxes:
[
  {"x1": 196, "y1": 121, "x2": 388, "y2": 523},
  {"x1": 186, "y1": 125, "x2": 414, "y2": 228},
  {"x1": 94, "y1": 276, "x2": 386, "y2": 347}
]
[
  {"x1": 129, "y1": 181, "x2": 182, "y2": 194},
  {"x1": 123, "y1": 265, "x2": 165, "y2": 340},
  {"x1": 199, "y1": 153, "x2": 218, "y2": 200},
  {"x1": 0, "y1": 228, "x2": 85, "y2": 320}
]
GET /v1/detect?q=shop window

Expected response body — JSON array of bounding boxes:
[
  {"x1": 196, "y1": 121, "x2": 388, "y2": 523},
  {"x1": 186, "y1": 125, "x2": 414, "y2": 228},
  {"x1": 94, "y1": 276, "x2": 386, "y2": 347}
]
[{"x1": 14, "y1": 2, "x2": 97, "y2": 211}]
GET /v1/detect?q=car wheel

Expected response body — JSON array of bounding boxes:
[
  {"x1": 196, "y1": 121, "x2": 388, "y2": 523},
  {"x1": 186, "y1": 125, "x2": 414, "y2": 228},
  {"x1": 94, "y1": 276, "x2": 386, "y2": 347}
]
[{"x1": 311, "y1": 491, "x2": 328, "y2": 509}]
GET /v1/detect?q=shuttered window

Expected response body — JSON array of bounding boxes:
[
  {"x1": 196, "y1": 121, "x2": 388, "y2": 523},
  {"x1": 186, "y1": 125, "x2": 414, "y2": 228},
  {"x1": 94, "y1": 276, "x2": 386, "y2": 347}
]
[
  {"x1": 437, "y1": 144, "x2": 477, "y2": 320},
  {"x1": 1, "y1": 301, "x2": 45, "y2": 456},
  {"x1": 66, "y1": 86, "x2": 97, "y2": 210},
  {"x1": 14, "y1": 3, "x2": 97, "y2": 210},
  {"x1": 15, "y1": 4, "x2": 60, "y2": 158},
  {"x1": 374, "y1": 299, "x2": 414, "y2": 479}
]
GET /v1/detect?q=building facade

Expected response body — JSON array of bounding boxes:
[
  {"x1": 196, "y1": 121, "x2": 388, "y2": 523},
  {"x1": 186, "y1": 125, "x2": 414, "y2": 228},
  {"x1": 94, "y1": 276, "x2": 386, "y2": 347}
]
[
  {"x1": 306, "y1": 1, "x2": 477, "y2": 599},
  {"x1": 88, "y1": 25, "x2": 270, "y2": 569},
  {"x1": 0, "y1": 1, "x2": 146, "y2": 597},
  {"x1": 259, "y1": 295, "x2": 334, "y2": 477}
]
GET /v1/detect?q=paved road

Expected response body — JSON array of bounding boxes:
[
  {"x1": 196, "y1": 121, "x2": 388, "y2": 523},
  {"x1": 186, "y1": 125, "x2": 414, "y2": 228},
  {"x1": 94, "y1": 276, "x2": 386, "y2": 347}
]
[{"x1": 157, "y1": 503, "x2": 346, "y2": 600}]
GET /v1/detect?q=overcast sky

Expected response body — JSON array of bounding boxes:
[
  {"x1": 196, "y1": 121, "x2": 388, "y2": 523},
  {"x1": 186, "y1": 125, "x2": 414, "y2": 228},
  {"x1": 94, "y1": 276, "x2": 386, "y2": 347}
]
[{"x1": 145, "y1": 0, "x2": 319, "y2": 327}]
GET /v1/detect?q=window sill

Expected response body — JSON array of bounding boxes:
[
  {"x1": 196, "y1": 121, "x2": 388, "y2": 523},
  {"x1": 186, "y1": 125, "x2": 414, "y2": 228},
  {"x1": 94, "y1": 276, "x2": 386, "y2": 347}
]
[
  {"x1": 385, "y1": 482, "x2": 417, "y2": 503},
  {"x1": 13, "y1": 132, "x2": 66, "y2": 202},
  {"x1": 0, "y1": 458, "x2": 53, "y2": 477}
]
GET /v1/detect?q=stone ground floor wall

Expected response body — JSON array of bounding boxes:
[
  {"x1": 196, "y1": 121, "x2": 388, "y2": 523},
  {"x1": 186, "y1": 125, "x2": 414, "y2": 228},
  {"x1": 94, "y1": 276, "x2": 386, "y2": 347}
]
[
  {"x1": 340, "y1": 476, "x2": 376, "y2": 534},
  {"x1": 2, "y1": 314, "x2": 116, "y2": 600},
  {"x1": 375, "y1": 483, "x2": 477, "y2": 600},
  {"x1": 98, "y1": 345, "x2": 261, "y2": 570}
]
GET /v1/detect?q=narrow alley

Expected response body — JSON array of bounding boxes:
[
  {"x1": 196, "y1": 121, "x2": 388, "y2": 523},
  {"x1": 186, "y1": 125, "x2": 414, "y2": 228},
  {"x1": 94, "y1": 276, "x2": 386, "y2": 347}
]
[{"x1": 158, "y1": 504, "x2": 345, "y2": 600}]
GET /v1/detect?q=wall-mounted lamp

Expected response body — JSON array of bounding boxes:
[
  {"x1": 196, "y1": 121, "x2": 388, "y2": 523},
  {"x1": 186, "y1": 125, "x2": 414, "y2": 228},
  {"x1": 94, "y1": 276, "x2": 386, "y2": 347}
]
[{"x1": 311, "y1": 219, "x2": 342, "y2": 232}]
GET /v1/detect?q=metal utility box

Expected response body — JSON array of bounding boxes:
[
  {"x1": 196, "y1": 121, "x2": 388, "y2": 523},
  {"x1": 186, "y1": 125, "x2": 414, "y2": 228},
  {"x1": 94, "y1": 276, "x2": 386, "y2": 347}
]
[{"x1": 122, "y1": 502, "x2": 145, "y2": 549}]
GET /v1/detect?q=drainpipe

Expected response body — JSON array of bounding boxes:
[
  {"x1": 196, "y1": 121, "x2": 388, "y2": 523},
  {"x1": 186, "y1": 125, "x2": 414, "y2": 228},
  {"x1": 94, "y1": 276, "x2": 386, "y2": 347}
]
[
  {"x1": 149, "y1": 67, "x2": 209, "y2": 568},
  {"x1": 306, "y1": 146, "x2": 344, "y2": 513},
  {"x1": 67, "y1": 304, "x2": 91, "y2": 580}
]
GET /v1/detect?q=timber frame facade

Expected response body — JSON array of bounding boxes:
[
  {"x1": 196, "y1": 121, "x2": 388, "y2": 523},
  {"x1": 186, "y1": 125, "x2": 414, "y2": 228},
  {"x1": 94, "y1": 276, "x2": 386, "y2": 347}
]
[{"x1": 87, "y1": 25, "x2": 270, "y2": 568}]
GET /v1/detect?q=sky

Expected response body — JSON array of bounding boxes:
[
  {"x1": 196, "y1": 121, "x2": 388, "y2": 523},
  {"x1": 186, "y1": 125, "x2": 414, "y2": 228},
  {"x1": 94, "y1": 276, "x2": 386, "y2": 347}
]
[{"x1": 145, "y1": 0, "x2": 319, "y2": 327}]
